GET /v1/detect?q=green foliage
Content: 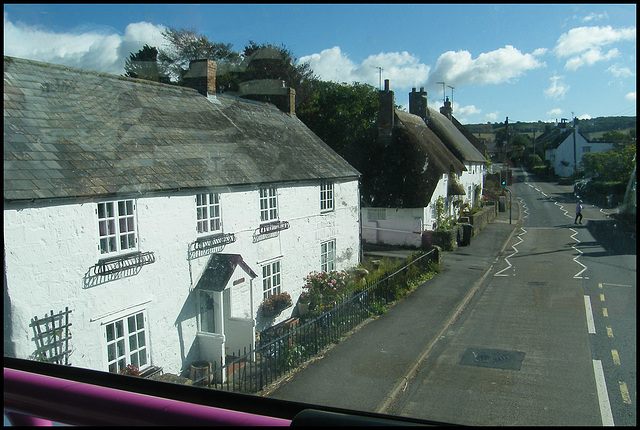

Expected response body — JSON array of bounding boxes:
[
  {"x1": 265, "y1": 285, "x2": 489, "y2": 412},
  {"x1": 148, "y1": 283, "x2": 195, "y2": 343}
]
[
  {"x1": 582, "y1": 144, "x2": 636, "y2": 182},
  {"x1": 297, "y1": 81, "x2": 378, "y2": 154},
  {"x1": 301, "y1": 270, "x2": 353, "y2": 313},
  {"x1": 124, "y1": 45, "x2": 170, "y2": 83},
  {"x1": 600, "y1": 130, "x2": 634, "y2": 143},
  {"x1": 261, "y1": 292, "x2": 292, "y2": 317},
  {"x1": 157, "y1": 27, "x2": 241, "y2": 83}
]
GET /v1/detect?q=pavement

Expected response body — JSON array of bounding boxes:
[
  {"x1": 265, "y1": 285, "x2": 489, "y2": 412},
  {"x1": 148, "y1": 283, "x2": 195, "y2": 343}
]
[{"x1": 263, "y1": 205, "x2": 521, "y2": 419}]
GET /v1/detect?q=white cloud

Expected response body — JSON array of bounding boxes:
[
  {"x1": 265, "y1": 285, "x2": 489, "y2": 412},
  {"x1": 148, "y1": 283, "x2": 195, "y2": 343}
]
[
  {"x1": 532, "y1": 48, "x2": 548, "y2": 57},
  {"x1": 564, "y1": 48, "x2": 619, "y2": 71},
  {"x1": 298, "y1": 46, "x2": 431, "y2": 89},
  {"x1": 578, "y1": 114, "x2": 592, "y2": 120},
  {"x1": 3, "y1": 13, "x2": 166, "y2": 75},
  {"x1": 547, "y1": 108, "x2": 563, "y2": 117},
  {"x1": 426, "y1": 45, "x2": 544, "y2": 89},
  {"x1": 582, "y1": 12, "x2": 608, "y2": 23},
  {"x1": 455, "y1": 104, "x2": 481, "y2": 117},
  {"x1": 626, "y1": 92, "x2": 636, "y2": 101},
  {"x1": 607, "y1": 64, "x2": 634, "y2": 78},
  {"x1": 544, "y1": 75, "x2": 569, "y2": 99},
  {"x1": 485, "y1": 111, "x2": 499, "y2": 122},
  {"x1": 554, "y1": 25, "x2": 636, "y2": 70}
]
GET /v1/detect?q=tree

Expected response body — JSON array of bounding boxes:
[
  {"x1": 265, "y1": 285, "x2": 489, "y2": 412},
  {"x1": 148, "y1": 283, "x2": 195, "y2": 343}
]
[
  {"x1": 157, "y1": 27, "x2": 241, "y2": 84},
  {"x1": 582, "y1": 144, "x2": 636, "y2": 182},
  {"x1": 601, "y1": 130, "x2": 634, "y2": 143},
  {"x1": 226, "y1": 41, "x2": 318, "y2": 106},
  {"x1": 297, "y1": 81, "x2": 379, "y2": 154},
  {"x1": 123, "y1": 45, "x2": 169, "y2": 83}
]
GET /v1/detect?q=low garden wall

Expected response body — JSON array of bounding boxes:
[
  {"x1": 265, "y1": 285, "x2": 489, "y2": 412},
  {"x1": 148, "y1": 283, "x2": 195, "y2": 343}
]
[{"x1": 421, "y1": 203, "x2": 498, "y2": 251}]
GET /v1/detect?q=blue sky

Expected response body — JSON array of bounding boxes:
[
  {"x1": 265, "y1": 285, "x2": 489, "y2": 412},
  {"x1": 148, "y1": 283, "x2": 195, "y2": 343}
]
[{"x1": 3, "y1": 3, "x2": 636, "y2": 124}]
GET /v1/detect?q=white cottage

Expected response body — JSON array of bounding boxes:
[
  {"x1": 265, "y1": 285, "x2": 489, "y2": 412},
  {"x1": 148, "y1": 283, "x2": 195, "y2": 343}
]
[
  {"x1": 345, "y1": 82, "x2": 485, "y2": 247},
  {"x1": 3, "y1": 57, "x2": 361, "y2": 378},
  {"x1": 543, "y1": 123, "x2": 614, "y2": 177}
]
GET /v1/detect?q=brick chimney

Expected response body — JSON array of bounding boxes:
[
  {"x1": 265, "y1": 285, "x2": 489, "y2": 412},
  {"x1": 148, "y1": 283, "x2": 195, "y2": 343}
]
[
  {"x1": 409, "y1": 87, "x2": 428, "y2": 121},
  {"x1": 183, "y1": 59, "x2": 217, "y2": 97},
  {"x1": 440, "y1": 96, "x2": 452, "y2": 120},
  {"x1": 378, "y1": 79, "x2": 394, "y2": 145}
]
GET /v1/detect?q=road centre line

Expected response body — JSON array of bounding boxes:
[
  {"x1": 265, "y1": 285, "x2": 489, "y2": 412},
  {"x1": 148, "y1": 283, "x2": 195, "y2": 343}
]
[
  {"x1": 593, "y1": 359, "x2": 615, "y2": 426},
  {"x1": 619, "y1": 381, "x2": 632, "y2": 405},
  {"x1": 603, "y1": 308, "x2": 608, "y2": 317},
  {"x1": 606, "y1": 326, "x2": 614, "y2": 338},
  {"x1": 611, "y1": 350, "x2": 620, "y2": 366},
  {"x1": 584, "y1": 295, "x2": 596, "y2": 334}
]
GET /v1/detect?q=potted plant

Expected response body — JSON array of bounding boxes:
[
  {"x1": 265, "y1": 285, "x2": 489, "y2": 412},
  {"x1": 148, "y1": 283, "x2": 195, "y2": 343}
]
[{"x1": 261, "y1": 291, "x2": 292, "y2": 317}]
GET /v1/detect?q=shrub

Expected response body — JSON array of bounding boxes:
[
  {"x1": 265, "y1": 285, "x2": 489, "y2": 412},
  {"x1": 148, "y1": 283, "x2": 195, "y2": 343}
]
[
  {"x1": 301, "y1": 270, "x2": 353, "y2": 310},
  {"x1": 261, "y1": 292, "x2": 292, "y2": 317}
]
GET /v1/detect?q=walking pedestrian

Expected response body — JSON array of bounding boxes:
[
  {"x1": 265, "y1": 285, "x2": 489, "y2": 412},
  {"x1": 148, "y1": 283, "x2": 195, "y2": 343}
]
[{"x1": 575, "y1": 200, "x2": 583, "y2": 224}]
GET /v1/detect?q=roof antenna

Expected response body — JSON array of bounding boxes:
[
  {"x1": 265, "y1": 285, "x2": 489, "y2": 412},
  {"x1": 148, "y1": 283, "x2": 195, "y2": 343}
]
[
  {"x1": 448, "y1": 85, "x2": 455, "y2": 108},
  {"x1": 375, "y1": 66, "x2": 383, "y2": 90}
]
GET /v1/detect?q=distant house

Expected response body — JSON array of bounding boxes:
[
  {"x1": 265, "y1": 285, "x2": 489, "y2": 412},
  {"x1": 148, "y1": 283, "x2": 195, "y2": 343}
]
[
  {"x1": 3, "y1": 56, "x2": 360, "y2": 378},
  {"x1": 542, "y1": 120, "x2": 614, "y2": 177},
  {"x1": 344, "y1": 81, "x2": 485, "y2": 247}
]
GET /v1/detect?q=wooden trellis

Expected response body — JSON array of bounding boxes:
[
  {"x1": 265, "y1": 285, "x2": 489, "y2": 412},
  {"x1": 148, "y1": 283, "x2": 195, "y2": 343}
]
[{"x1": 30, "y1": 307, "x2": 72, "y2": 365}]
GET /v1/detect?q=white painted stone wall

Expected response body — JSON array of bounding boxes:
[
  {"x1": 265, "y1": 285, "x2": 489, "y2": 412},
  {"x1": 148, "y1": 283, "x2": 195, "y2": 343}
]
[
  {"x1": 360, "y1": 165, "x2": 485, "y2": 248},
  {"x1": 4, "y1": 178, "x2": 360, "y2": 376},
  {"x1": 547, "y1": 132, "x2": 613, "y2": 177}
]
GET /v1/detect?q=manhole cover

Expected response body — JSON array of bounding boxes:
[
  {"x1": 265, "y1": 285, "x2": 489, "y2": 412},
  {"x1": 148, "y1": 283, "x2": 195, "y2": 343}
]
[{"x1": 459, "y1": 347, "x2": 525, "y2": 370}]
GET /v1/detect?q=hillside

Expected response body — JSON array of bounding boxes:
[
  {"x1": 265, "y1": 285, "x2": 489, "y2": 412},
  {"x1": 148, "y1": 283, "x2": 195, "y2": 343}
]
[{"x1": 464, "y1": 116, "x2": 636, "y2": 143}]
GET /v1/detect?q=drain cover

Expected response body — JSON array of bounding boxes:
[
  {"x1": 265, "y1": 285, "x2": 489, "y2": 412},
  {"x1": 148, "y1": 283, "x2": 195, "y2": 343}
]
[{"x1": 459, "y1": 347, "x2": 525, "y2": 370}]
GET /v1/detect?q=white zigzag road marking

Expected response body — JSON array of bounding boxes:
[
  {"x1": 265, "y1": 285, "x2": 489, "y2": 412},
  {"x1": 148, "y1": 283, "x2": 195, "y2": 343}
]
[
  {"x1": 570, "y1": 227, "x2": 589, "y2": 279},
  {"x1": 495, "y1": 227, "x2": 526, "y2": 277}
]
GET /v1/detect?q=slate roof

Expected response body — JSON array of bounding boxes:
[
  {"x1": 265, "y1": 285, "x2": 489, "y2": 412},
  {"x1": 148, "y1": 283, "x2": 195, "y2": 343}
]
[
  {"x1": 196, "y1": 253, "x2": 257, "y2": 291},
  {"x1": 4, "y1": 56, "x2": 359, "y2": 203},
  {"x1": 426, "y1": 107, "x2": 487, "y2": 164}
]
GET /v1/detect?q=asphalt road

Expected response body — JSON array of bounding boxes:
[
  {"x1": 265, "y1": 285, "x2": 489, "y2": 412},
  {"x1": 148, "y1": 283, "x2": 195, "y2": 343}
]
[{"x1": 389, "y1": 168, "x2": 636, "y2": 425}]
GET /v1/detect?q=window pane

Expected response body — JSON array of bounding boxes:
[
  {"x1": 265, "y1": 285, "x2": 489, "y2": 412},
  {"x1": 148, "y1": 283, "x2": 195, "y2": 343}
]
[
  {"x1": 138, "y1": 332, "x2": 146, "y2": 348},
  {"x1": 116, "y1": 339, "x2": 125, "y2": 357},
  {"x1": 128, "y1": 316, "x2": 135, "y2": 333},
  {"x1": 115, "y1": 320, "x2": 124, "y2": 338},
  {"x1": 136, "y1": 312, "x2": 144, "y2": 329},
  {"x1": 107, "y1": 343, "x2": 115, "y2": 361},
  {"x1": 105, "y1": 202, "x2": 114, "y2": 218},
  {"x1": 139, "y1": 350, "x2": 147, "y2": 367},
  {"x1": 107, "y1": 219, "x2": 116, "y2": 235},
  {"x1": 130, "y1": 353, "x2": 139, "y2": 368},
  {"x1": 129, "y1": 334, "x2": 138, "y2": 351},
  {"x1": 106, "y1": 324, "x2": 114, "y2": 342}
]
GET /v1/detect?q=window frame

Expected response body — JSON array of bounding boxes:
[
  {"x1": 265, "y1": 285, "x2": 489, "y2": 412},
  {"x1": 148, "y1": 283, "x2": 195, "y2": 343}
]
[
  {"x1": 321, "y1": 239, "x2": 336, "y2": 272},
  {"x1": 97, "y1": 199, "x2": 138, "y2": 256},
  {"x1": 104, "y1": 310, "x2": 150, "y2": 374},
  {"x1": 259, "y1": 187, "x2": 278, "y2": 222},
  {"x1": 262, "y1": 260, "x2": 281, "y2": 299},
  {"x1": 196, "y1": 192, "x2": 222, "y2": 235},
  {"x1": 320, "y1": 181, "x2": 334, "y2": 213}
]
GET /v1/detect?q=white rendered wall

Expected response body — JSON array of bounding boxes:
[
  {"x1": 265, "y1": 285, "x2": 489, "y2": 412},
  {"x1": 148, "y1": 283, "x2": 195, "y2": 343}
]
[{"x1": 4, "y1": 178, "x2": 360, "y2": 375}]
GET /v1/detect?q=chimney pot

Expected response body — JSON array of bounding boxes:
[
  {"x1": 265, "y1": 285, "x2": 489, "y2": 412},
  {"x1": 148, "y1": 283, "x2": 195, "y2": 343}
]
[{"x1": 384, "y1": 79, "x2": 390, "y2": 91}]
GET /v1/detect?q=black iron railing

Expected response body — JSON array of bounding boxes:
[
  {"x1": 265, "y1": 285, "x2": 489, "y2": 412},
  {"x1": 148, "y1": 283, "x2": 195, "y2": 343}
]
[{"x1": 192, "y1": 249, "x2": 438, "y2": 393}]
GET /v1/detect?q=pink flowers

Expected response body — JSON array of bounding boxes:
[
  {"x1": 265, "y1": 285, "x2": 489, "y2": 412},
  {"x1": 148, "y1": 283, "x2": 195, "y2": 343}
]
[
  {"x1": 302, "y1": 270, "x2": 353, "y2": 310},
  {"x1": 261, "y1": 292, "x2": 292, "y2": 317}
]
